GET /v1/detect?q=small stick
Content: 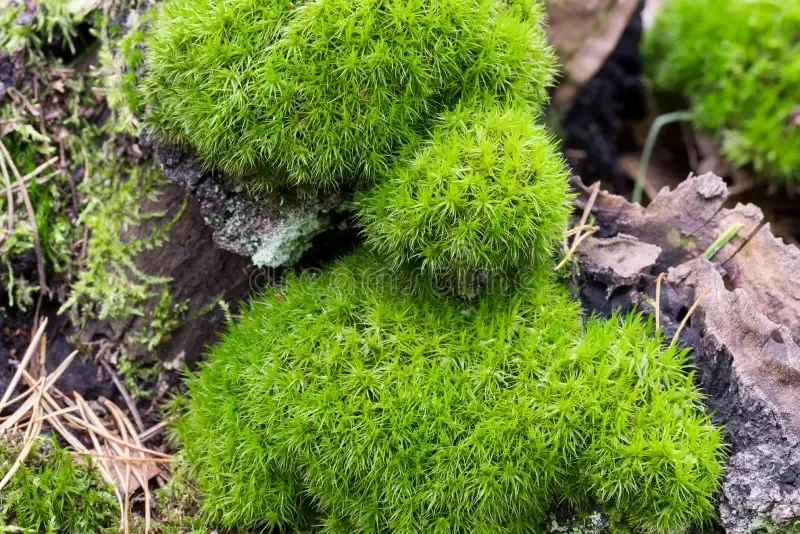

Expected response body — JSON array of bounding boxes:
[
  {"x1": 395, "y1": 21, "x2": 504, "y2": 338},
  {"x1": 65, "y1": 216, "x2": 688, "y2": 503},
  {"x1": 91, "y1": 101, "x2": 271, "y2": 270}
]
[
  {"x1": 655, "y1": 273, "x2": 665, "y2": 332},
  {"x1": 671, "y1": 287, "x2": 712, "y2": 346},
  {"x1": 100, "y1": 358, "x2": 145, "y2": 433}
]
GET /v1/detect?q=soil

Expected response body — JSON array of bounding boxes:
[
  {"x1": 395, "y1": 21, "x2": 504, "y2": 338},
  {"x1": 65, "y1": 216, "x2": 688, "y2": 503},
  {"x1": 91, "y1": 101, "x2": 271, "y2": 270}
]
[{"x1": 561, "y1": 0, "x2": 648, "y2": 194}]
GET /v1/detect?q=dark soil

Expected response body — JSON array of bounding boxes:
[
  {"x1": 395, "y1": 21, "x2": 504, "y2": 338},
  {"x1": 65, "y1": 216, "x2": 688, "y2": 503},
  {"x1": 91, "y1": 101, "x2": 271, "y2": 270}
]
[{"x1": 562, "y1": 0, "x2": 648, "y2": 195}]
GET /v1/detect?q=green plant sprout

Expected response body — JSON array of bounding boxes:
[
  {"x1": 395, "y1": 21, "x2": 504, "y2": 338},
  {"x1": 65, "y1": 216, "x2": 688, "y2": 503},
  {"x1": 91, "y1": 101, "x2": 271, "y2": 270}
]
[
  {"x1": 704, "y1": 223, "x2": 745, "y2": 261},
  {"x1": 644, "y1": 0, "x2": 800, "y2": 185},
  {"x1": 632, "y1": 110, "x2": 695, "y2": 204}
]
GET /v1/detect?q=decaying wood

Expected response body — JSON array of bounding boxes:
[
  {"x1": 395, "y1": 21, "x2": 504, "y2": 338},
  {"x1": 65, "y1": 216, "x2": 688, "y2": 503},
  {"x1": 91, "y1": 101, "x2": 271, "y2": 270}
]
[
  {"x1": 573, "y1": 172, "x2": 800, "y2": 532},
  {"x1": 81, "y1": 177, "x2": 254, "y2": 365}
]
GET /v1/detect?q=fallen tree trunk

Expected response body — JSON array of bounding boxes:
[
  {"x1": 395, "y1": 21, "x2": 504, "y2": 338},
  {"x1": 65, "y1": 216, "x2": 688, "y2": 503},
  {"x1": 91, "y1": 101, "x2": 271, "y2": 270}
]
[{"x1": 574, "y1": 172, "x2": 800, "y2": 532}]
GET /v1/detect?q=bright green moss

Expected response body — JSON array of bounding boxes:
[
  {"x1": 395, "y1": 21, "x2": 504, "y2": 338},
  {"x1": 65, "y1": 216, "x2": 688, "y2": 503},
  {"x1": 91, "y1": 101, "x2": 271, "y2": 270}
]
[
  {"x1": 141, "y1": 0, "x2": 556, "y2": 190},
  {"x1": 644, "y1": 0, "x2": 800, "y2": 183},
  {"x1": 357, "y1": 102, "x2": 572, "y2": 281},
  {"x1": 0, "y1": 434, "x2": 119, "y2": 532},
  {"x1": 177, "y1": 251, "x2": 725, "y2": 533}
]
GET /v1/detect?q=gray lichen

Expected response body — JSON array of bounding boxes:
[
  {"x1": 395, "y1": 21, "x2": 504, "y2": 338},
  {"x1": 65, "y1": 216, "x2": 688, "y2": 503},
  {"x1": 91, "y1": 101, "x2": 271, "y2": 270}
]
[{"x1": 154, "y1": 141, "x2": 339, "y2": 268}]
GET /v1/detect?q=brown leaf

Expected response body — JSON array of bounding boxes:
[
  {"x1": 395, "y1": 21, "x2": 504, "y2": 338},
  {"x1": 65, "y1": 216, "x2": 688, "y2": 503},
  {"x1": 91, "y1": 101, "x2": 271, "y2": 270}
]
[{"x1": 546, "y1": 0, "x2": 641, "y2": 103}]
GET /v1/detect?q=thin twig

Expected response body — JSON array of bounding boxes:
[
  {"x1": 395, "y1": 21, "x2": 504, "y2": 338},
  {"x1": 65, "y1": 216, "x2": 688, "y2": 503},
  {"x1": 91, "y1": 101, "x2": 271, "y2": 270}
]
[{"x1": 671, "y1": 287, "x2": 712, "y2": 346}]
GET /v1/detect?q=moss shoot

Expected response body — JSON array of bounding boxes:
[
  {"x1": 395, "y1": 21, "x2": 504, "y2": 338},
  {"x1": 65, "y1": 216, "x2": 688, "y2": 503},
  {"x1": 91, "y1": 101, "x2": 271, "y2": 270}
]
[
  {"x1": 357, "y1": 102, "x2": 572, "y2": 281},
  {"x1": 644, "y1": 0, "x2": 800, "y2": 184},
  {"x1": 141, "y1": 0, "x2": 556, "y2": 190},
  {"x1": 177, "y1": 252, "x2": 725, "y2": 533},
  {"x1": 0, "y1": 435, "x2": 119, "y2": 532}
]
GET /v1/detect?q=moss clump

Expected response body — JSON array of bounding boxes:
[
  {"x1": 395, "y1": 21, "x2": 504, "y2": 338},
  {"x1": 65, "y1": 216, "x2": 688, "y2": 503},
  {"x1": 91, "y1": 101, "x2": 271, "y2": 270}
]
[
  {"x1": 357, "y1": 102, "x2": 572, "y2": 281},
  {"x1": 0, "y1": 434, "x2": 119, "y2": 532},
  {"x1": 177, "y1": 252, "x2": 724, "y2": 533},
  {"x1": 141, "y1": 0, "x2": 555, "y2": 190},
  {"x1": 644, "y1": 0, "x2": 800, "y2": 183}
]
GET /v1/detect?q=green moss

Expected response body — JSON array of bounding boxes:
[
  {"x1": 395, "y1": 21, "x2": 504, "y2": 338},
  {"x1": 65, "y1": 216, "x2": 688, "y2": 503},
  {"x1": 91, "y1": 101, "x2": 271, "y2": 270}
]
[
  {"x1": 60, "y1": 158, "x2": 185, "y2": 324},
  {"x1": 0, "y1": 8, "x2": 100, "y2": 311},
  {"x1": 644, "y1": 0, "x2": 800, "y2": 183},
  {"x1": 0, "y1": 0, "x2": 78, "y2": 54},
  {"x1": 357, "y1": 102, "x2": 572, "y2": 282},
  {"x1": 0, "y1": 434, "x2": 119, "y2": 532},
  {"x1": 141, "y1": 0, "x2": 556, "y2": 191},
  {"x1": 98, "y1": 7, "x2": 154, "y2": 134},
  {"x1": 176, "y1": 251, "x2": 725, "y2": 533}
]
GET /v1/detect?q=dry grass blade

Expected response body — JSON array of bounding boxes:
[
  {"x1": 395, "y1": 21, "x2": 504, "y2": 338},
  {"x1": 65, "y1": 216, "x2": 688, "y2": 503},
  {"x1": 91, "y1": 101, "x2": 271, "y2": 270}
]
[
  {"x1": 1, "y1": 351, "x2": 76, "y2": 432},
  {"x1": 0, "y1": 332, "x2": 49, "y2": 492},
  {"x1": 139, "y1": 420, "x2": 170, "y2": 443},
  {"x1": 75, "y1": 394, "x2": 126, "y2": 519},
  {"x1": 104, "y1": 400, "x2": 151, "y2": 534},
  {"x1": 32, "y1": 405, "x2": 81, "y2": 423},
  {"x1": 0, "y1": 318, "x2": 48, "y2": 410},
  {"x1": 672, "y1": 287, "x2": 712, "y2": 346},
  {"x1": 655, "y1": 273, "x2": 665, "y2": 331},
  {"x1": 575, "y1": 181, "x2": 600, "y2": 243},
  {"x1": 554, "y1": 229, "x2": 596, "y2": 271},
  {"x1": 106, "y1": 400, "x2": 152, "y2": 533},
  {"x1": 0, "y1": 377, "x2": 42, "y2": 413},
  {"x1": 564, "y1": 224, "x2": 597, "y2": 237},
  {"x1": 100, "y1": 358, "x2": 145, "y2": 433},
  {"x1": 74, "y1": 452, "x2": 174, "y2": 463},
  {"x1": 0, "y1": 140, "x2": 48, "y2": 296},
  {"x1": 0, "y1": 426, "x2": 39, "y2": 491},
  {"x1": 0, "y1": 144, "x2": 14, "y2": 232}
]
